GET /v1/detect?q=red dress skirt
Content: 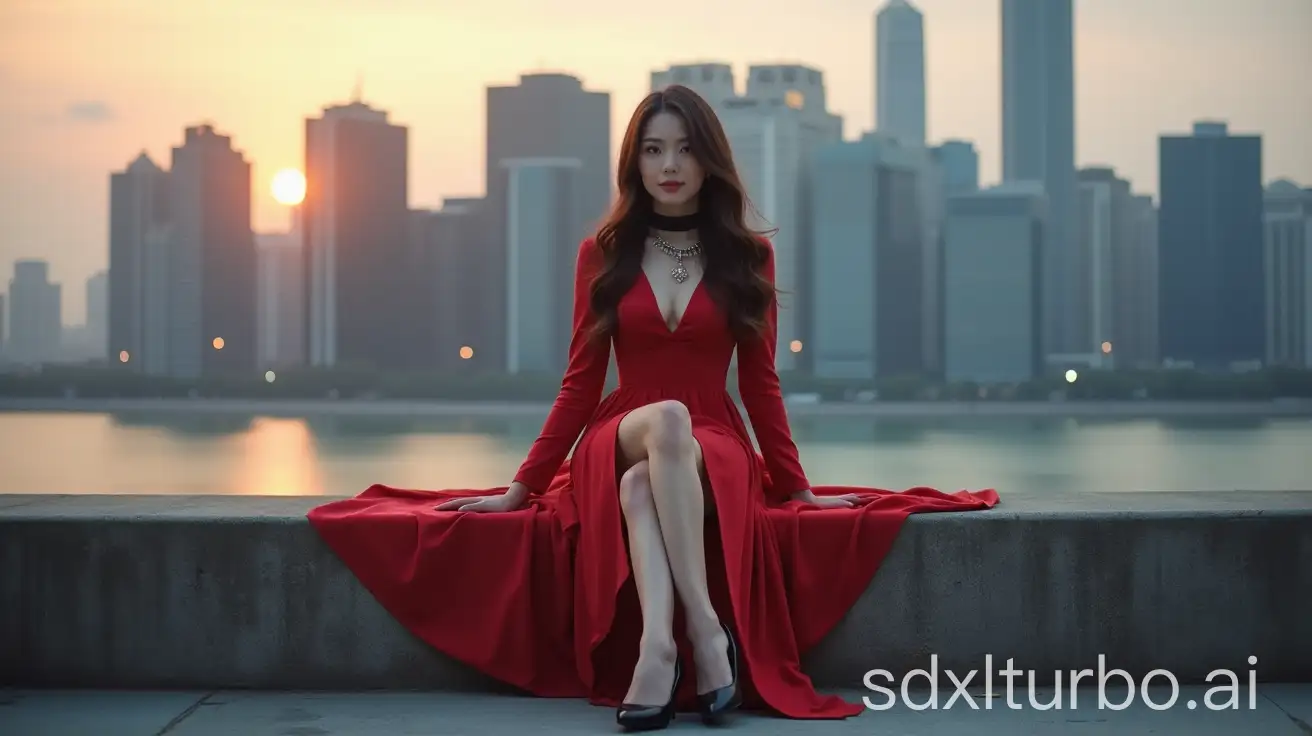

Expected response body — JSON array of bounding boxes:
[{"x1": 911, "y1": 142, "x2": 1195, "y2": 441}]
[{"x1": 308, "y1": 238, "x2": 999, "y2": 718}]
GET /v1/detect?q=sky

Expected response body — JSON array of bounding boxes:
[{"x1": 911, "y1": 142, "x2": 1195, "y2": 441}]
[{"x1": 1, "y1": 0, "x2": 1309, "y2": 323}]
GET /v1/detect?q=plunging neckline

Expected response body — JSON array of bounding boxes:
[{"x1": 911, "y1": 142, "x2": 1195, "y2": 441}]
[{"x1": 641, "y1": 270, "x2": 703, "y2": 335}]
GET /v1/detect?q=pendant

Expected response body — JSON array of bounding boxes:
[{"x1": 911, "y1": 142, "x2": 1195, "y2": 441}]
[{"x1": 671, "y1": 265, "x2": 689, "y2": 283}]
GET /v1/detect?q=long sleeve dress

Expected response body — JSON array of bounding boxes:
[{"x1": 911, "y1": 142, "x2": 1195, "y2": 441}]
[{"x1": 307, "y1": 235, "x2": 999, "y2": 718}]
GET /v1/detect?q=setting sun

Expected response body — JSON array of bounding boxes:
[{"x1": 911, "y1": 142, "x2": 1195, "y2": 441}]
[{"x1": 271, "y1": 168, "x2": 306, "y2": 206}]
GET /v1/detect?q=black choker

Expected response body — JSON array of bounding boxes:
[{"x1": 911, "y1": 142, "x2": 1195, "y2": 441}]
[{"x1": 650, "y1": 211, "x2": 700, "y2": 232}]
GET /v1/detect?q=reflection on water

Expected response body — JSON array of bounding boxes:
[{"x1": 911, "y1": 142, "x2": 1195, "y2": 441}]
[
  {"x1": 1, "y1": 410, "x2": 1309, "y2": 496},
  {"x1": 232, "y1": 418, "x2": 322, "y2": 496}
]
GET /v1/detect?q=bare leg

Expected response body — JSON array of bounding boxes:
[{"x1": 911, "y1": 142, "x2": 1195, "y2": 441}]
[
  {"x1": 618, "y1": 461, "x2": 679, "y2": 706},
  {"x1": 618, "y1": 400, "x2": 733, "y2": 695}
]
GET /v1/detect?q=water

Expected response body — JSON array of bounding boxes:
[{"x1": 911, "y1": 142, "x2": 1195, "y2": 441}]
[{"x1": 2, "y1": 409, "x2": 1310, "y2": 496}]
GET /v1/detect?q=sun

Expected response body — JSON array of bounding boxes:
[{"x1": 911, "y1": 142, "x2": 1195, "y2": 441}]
[{"x1": 271, "y1": 168, "x2": 306, "y2": 206}]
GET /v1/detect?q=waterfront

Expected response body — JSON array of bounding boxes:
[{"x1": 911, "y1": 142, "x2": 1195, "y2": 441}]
[{"x1": 2, "y1": 403, "x2": 1310, "y2": 496}]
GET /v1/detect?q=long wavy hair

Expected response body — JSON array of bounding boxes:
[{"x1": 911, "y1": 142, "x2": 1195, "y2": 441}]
[{"x1": 586, "y1": 84, "x2": 777, "y2": 343}]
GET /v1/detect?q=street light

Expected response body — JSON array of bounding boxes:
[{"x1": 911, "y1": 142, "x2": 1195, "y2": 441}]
[
  {"x1": 1065, "y1": 369, "x2": 1078, "y2": 383},
  {"x1": 459, "y1": 346, "x2": 474, "y2": 360},
  {"x1": 212, "y1": 337, "x2": 225, "y2": 350},
  {"x1": 789, "y1": 340, "x2": 803, "y2": 354},
  {"x1": 118, "y1": 350, "x2": 130, "y2": 363}
]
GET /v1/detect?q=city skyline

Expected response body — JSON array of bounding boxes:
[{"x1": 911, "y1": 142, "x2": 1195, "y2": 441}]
[{"x1": 1, "y1": 0, "x2": 1309, "y2": 320}]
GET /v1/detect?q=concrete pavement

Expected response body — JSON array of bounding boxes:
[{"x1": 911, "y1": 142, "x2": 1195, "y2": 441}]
[{"x1": 3, "y1": 686, "x2": 1310, "y2": 735}]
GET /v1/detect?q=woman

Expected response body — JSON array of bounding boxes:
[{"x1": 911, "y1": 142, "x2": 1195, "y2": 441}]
[{"x1": 307, "y1": 84, "x2": 998, "y2": 731}]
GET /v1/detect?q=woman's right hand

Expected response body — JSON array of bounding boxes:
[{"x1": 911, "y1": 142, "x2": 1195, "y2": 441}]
[{"x1": 435, "y1": 481, "x2": 530, "y2": 513}]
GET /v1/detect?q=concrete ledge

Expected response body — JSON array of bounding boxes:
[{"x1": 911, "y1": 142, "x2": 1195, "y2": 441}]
[{"x1": 2, "y1": 492, "x2": 1310, "y2": 691}]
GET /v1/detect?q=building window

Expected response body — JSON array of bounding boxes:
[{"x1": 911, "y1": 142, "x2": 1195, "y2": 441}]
[
  {"x1": 758, "y1": 69, "x2": 774, "y2": 82},
  {"x1": 782, "y1": 68, "x2": 796, "y2": 83}
]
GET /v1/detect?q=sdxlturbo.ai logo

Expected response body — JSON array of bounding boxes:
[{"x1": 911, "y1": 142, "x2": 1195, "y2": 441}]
[{"x1": 863, "y1": 655, "x2": 1260, "y2": 711}]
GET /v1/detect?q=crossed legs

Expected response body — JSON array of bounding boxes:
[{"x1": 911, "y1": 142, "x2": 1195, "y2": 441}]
[{"x1": 616, "y1": 400, "x2": 733, "y2": 707}]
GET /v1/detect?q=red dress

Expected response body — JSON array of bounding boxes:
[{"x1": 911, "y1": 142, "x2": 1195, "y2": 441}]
[{"x1": 307, "y1": 236, "x2": 999, "y2": 719}]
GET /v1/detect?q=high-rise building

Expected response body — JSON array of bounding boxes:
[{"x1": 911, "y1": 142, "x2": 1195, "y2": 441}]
[
  {"x1": 1121, "y1": 194, "x2": 1160, "y2": 369},
  {"x1": 717, "y1": 100, "x2": 809, "y2": 371},
  {"x1": 0, "y1": 293, "x2": 6, "y2": 357},
  {"x1": 650, "y1": 63, "x2": 737, "y2": 107},
  {"x1": 6, "y1": 260, "x2": 62, "y2": 365},
  {"x1": 942, "y1": 184, "x2": 1046, "y2": 384},
  {"x1": 921, "y1": 140, "x2": 982, "y2": 374},
  {"x1": 256, "y1": 221, "x2": 304, "y2": 370},
  {"x1": 1002, "y1": 0, "x2": 1078, "y2": 355},
  {"x1": 484, "y1": 73, "x2": 611, "y2": 373},
  {"x1": 1075, "y1": 177, "x2": 1114, "y2": 363},
  {"x1": 1076, "y1": 167, "x2": 1131, "y2": 361},
  {"x1": 486, "y1": 73, "x2": 611, "y2": 226},
  {"x1": 303, "y1": 100, "x2": 414, "y2": 370},
  {"x1": 810, "y1": 133, "x2": 926, "y2": 380},
  {"x1": 1159, "y1": 121, "x2": 1265, "y2": 370},
  {"x1": 108, "y1": 152, "x2": 170, "y2": 369},
  {"x1": 1263, "y1": 180, "x2": 1312, "y2": 368},
  {"x1": 1075, "y1": 167, "x2": 1159, "y2": 369},
  {"x1": 708, "y1": 64, "x2": 843, "y2": 372},
  {"x1": 500, "y1": 158, "x2": 588, "y2": 374},
  {"x1": 85, "y1": 270, "x2": 108, "y2": 355},
  {"x1": 140, "y1": 223, "x2": 173, "y2": 375},
  {"x1": 412, "y1": 197, "x2": 491, "y2": 373},
  {"x1": 742, "y1": 63, "x2": 840, "y2": 126},
  {"x1": 875, "y1": 0, "x2": 927, "y2": 146},
  {"x1": 166, "y1": 124, "x2": 256, "y2": 378},
  {"x1": 932, "y1": 140, "x2": 980, "y2": 195}
]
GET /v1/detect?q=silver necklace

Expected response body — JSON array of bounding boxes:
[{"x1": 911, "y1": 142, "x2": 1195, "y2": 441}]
[{"x1": 652, "y1": 235, "x2": 702, "y2": 284}]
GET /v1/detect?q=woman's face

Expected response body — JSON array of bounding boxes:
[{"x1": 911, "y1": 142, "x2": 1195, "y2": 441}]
[{"x1": 638, "y1": 110, "x2": 705, "y2": 217}]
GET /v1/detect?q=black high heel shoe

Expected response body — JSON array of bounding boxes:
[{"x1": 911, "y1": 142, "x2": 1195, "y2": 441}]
[
  {"x1": 617, "y1": 659, "x2": 682, "y2": 732},
  {"x1": 697, "y1": 622, "x2": 741, "y2": 725}
]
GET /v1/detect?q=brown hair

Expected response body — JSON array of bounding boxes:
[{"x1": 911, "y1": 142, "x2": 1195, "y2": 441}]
[{"x1": 586, "y1": 84, "x2": 776, "y2": 343}]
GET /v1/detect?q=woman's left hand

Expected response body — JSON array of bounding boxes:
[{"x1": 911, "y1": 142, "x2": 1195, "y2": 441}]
[{"x1": 790, "y1": 489, "x2": 862, "y2": 508}]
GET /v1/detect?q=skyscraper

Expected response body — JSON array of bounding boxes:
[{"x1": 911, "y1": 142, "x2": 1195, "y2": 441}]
[
  {"x1": 303, "y1": 100, "x2": 413, "y2": 370},
  {"x1": 710, "y1": 63, "x2": 843, "y2": 372},
  {"x1": 256, "y1": 226, "x2": 304, "y2": 370},
  {"x1": 650, "y1": 63, "x2": 737, "y2": 107},
  {"x1": 943, "y1": 184, "x2": 1046, "y2": 384},
  {"x1": 6, "y1": 260, "x2": 62, "y2": 365},
  {"x1": 1159, "y1": 121, "x2": 1264, "y2": 370},
  {"x1": 484, "y1": 73, "x2": 611, "y2": 373},
  {"x1": 1122, "y1": 194, "x2": 1160, "y2": 369},
  {"x1": 167, "y1": 123, "x2": 257, "y2": 378},
  {"x1": 413, "y1": 197, "x2": 489, "y2": 373},
  {"x1": 1001, "y1": 0, "x2": 1077, "y2": 355},
  {"x1": 108, "y1": 151, "x2": 170, "y2": 369},
  {"x1": 501, "y1": 158, "x2": 587, "y2": 374},
  {"x1": 85, "y1": 270, "x2": 108, "y2": 355},
  {"x1": 810, "y1": 133, "x2": 925, "y2": 380},
  {"x1": 876, "y1": 0, "x2": 927, "y2": 146},
  {"x1": 932, "y1": 141, "x2": 980, "y2": 196},
  {"x1": 1262, "y1": 180, "x2": 1312, "y2": 368},
  {"x1": 1076, "y1": 167, "x2": 1130, "y2": 359}
]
